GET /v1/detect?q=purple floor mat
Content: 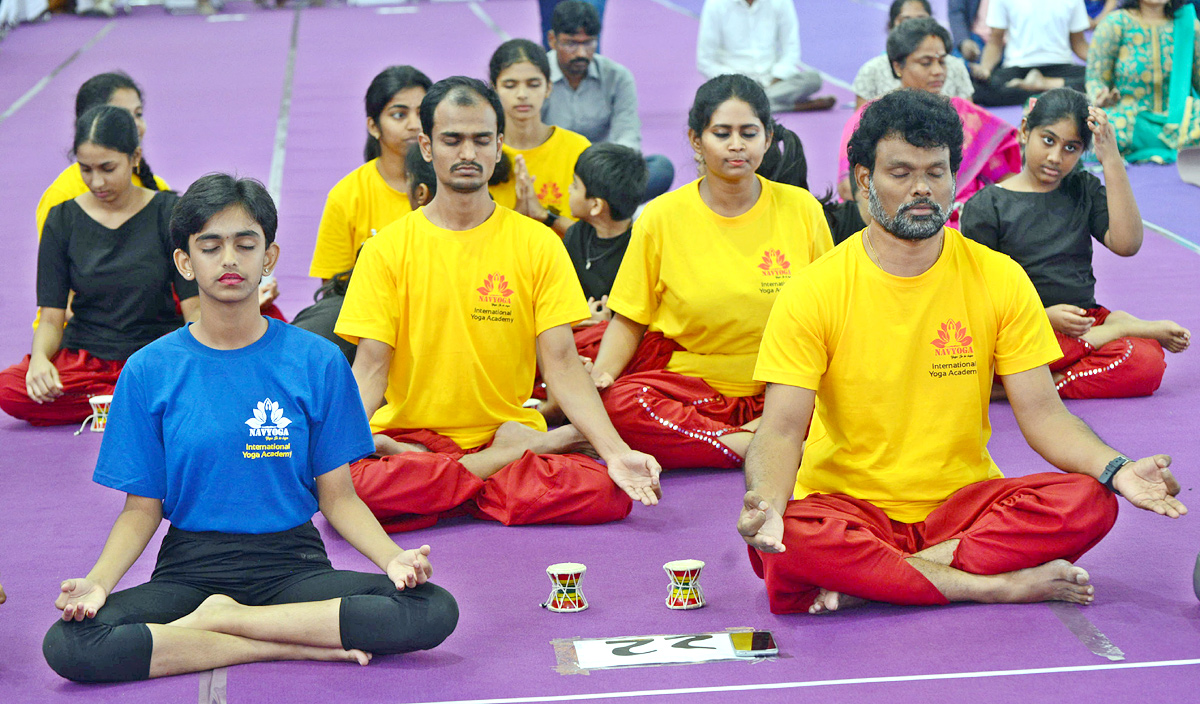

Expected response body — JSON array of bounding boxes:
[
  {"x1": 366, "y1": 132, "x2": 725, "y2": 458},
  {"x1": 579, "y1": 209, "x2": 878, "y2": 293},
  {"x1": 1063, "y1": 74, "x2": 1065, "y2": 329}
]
[{"x1": 1, "y1": 2, "x2": 1198, "y2": 702}]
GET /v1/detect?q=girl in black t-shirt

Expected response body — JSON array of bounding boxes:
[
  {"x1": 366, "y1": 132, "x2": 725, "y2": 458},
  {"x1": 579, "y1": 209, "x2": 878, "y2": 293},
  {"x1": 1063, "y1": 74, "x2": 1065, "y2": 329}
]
[
  {"x1": 0, "y1": 106, "x2": 199, "y2": 426},
  {"x1": 961, "y1": 88, "x2": 1190, "y2": 399}
]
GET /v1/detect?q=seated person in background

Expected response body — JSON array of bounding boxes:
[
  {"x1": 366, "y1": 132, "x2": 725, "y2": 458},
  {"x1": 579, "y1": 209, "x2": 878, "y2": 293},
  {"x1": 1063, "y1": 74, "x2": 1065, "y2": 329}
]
[
  {"x1": 739, "y1": 89, "x2": 1186, "y2": 616},
  {"x1": 310, "y1": 66, "x2": 432, "y2": 282},
  {"x1": 42, "y1": 173, "x2": 457, "y2": 683},
  {"x1": 542, "y1": 1, "x2": 676, "y2": 201},
  {"x1": 1086, "y1": 0, "x2": 1200, "y2": 162},
  {"x1": 590, "y1": 75, "x2": 833, "y2": 472},
  {"x1": 0, "y1": 106, "x2": 199, "y2": 426},
  {"x1": 854, "y1": 0, "x2": 976, "y2": 106},
  {"x1": 823, "y1": 174, "x2": 871, "y2": 245},
  {"x1": 696, "y1": 0, "x2": 835, "y2": 112},
  {"x1": 292, "y1": 146, "x2": 439, "y2": 365},
  {"x1": 336, "y1": 77, "x2": 661, "y2": 533},
  {"x1": 488, "y1": 39, "x2": 591, "y2": 237},
  {"x1": 961, "y1": 88, "x2": 1189, "y2": 399},
  {"x1": 837, "y1": 19, "x2": 1021, "y2": 221},
  {"x1": 972, "y1": 0, "x2": 1091, "y2": 106},
  {"x1": 949, "y1": 0, "x2": 989, "y2": 62}
]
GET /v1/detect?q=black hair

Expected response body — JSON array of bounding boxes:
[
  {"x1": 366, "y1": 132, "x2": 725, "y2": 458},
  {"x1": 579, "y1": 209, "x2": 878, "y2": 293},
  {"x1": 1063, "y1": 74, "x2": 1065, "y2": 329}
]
[
  {"x1": 419, "y1": 76, "x2": 506, "y2": 140},
  {"x1": 757, "y1": 122, "x2": 808, "y2": 190},
  {"x1": 74, "y1": 71, "x2": 160, "y2": 191},
  {"x1": 687, "y1": 74, "x2": 773, "y2": 136},
  {"x1": 1024, "y1": 87, "x2": 1092, "y2": 150},
  {"x1": 887, "y1": 0, "x2": 931, "y2": 29},
  {"x1": 170, "y1": 173, "x2": 278, "y2": 254},
  {"x1": 73, "y1": 105, "x2": 140, "y2": 163},
  {"x1": 489, "y1": 38, "x2": 552, "y2": 85},
  {"x1": 1118, "y1": 0, "x2": 1184, "y2": 16},
  {"x1": 887, "y1": 17, "x2": 951, "y2": 79},
  {"x1": 363, "y1": 65, "x2": 433, "y2": 163},
  {"x1": 847, "y1": 89, "x2": 963, "y2": 175},
  {"x1": 573, "y1": 143, "x2": 647, "y2": 221},
  {"x1": 551, "y1": 0, "x2": 601, "y2": 35},
  {"x1": 405, "y1": 144, "x2": 438, "y2": 201}
]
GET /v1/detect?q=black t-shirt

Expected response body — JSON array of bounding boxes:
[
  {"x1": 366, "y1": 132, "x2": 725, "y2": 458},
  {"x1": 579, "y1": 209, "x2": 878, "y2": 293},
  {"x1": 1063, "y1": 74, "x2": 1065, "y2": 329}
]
[
  {"x1": 826, "y1": 201, "x2": 867, "y2": 246},
  {"x1": 960, "y1": 171, "x2": 1109, "y2": 309},
  {"x1": 291, "y1": 293, "x2": 357, "y2": 364},
  {"x1": 37, "y1": 191, "x2": 198, "y2": 361},
  {"x1": 562, "y1": 220, "x2": 631, "y2": 301}
]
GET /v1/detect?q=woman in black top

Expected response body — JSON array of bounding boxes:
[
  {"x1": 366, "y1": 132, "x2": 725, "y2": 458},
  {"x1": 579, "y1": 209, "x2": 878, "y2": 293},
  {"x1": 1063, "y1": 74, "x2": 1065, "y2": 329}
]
[
  {"x1": 0, "y1": 105, "x2": 199, "y2": 425},
  {"x1": 961, "y1": 88, "x2": 1189, "y2": 399}
]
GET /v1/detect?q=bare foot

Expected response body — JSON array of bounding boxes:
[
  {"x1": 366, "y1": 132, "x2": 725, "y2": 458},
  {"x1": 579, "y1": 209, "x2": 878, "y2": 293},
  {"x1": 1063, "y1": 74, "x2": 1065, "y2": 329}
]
[
  {"x1": 991, "y1": 560, "x2": 1094, "y2": 605},
  {"x1": 808, "y1": 588, "x2": 868, "y2": 614},
  {"x1": 373, "y1": 434, "x2": 429, "y2": 456},
  {"x1": 1106, "y1": 311, "x2": 1191, "y2": 353},
  {"x1": 489, "y1": 421, "x2": 592, "y2": 455}
]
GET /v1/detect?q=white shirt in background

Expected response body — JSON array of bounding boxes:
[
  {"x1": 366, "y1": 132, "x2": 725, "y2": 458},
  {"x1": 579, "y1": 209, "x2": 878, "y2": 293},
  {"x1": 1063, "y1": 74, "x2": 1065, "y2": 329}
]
[
  {"x1": 696, "y1": 0, "x2": 803, "y2": 85},
  {"x1": 987, "y1": 0, "x2": 1089, "y2": 68}
]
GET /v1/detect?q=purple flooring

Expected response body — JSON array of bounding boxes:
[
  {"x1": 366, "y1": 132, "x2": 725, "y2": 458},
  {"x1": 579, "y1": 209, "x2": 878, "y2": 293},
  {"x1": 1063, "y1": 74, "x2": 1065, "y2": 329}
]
[{"x1": 1, "y1": 1, "x2": 1199, "y2": 702}]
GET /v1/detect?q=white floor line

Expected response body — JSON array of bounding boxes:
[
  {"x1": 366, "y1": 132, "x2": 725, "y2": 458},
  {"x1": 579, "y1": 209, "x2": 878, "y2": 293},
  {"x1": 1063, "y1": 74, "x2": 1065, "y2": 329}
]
[
  {"x1": 469, "y1": 1, "x2": 510, "y2": 41},
  {"x1": 0, "y1": 21, "x2": 115, "y2": 128},
  {"x1": 267, "y1": 7, "x2": 302, "y2": 208},
  {"x1": 405, "y1": 658, "x2": 1200, "y2": 704},
  {"x1": 1143, "y1": 219, "x2": 1200, "y2": 255}
]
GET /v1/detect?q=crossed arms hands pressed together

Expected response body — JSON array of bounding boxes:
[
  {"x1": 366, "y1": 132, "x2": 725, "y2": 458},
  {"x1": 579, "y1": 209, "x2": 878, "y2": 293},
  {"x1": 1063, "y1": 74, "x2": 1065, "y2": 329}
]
[{"x1": 55, "y1": 467, "x2": 433, "y2": 622}]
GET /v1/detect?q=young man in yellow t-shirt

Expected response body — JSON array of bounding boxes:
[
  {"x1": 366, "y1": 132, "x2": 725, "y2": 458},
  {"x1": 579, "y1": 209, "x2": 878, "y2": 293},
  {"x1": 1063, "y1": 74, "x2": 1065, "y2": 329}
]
[
  {"x1": 335, "y1": 77, "x2": 660, "y2": 533},
  {"x1": 738, "y1": 90, "x2": 1186, "y2": 615}
]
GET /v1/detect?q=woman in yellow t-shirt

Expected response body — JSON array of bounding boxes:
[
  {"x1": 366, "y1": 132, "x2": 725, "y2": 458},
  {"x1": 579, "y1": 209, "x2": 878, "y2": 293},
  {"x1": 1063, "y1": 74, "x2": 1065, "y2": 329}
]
[
  {"x1": 488, "y1": 39, "x2": 590, "y2": 237},
  {"x1": 309, "y1": 66, "x2": 432, "y2": 281},
  {"x1": 590, "y1": 75, "x2": 833, "y2": 471}
]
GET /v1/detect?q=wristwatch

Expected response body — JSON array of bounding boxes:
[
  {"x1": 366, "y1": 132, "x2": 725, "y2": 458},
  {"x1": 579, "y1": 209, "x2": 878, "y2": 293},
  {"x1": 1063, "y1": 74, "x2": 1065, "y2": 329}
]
[
  {"x1": 1097, "y1": 454, "x2": 1131, "y2": 494},
  {"x1": 541, "y1": 211, "x2": 559, "y2": 229}
]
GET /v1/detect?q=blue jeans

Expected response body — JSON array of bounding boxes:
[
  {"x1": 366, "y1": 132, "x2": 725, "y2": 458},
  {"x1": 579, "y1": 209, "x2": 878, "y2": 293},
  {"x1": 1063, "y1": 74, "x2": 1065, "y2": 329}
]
[{"x1": 643, "y1": 154, "x2": 675, "y2": 202}]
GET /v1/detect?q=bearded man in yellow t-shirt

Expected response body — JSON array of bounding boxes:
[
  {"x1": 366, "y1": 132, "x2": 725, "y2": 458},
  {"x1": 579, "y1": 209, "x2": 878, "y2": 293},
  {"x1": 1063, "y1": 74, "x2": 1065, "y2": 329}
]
[
  {"x1": 336, "y1": 77, "x2": 661, "y2": 533},
  {"x1": 738, "y1": 90, "x2": 1186, "y2": 615}
]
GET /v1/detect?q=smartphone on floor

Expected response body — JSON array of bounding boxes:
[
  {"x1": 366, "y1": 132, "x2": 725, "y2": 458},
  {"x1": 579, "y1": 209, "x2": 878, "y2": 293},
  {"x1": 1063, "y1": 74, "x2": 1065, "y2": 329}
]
[{"x1": 731, "y1": 631, "x2": 777, "y2": 657}]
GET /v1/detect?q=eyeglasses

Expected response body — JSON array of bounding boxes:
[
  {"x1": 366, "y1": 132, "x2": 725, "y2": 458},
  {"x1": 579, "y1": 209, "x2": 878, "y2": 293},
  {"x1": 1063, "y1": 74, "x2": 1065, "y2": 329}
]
[{"x1": 558, "y1": 38, "x2": 598, "y2": 51}]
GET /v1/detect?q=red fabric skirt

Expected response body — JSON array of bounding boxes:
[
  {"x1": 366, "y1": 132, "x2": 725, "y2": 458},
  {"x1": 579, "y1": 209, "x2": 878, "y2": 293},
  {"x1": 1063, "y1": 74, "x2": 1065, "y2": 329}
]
[
  {"x1": 0, "y1": 349, "x2": 124, "y2": 426},
  {"x1": 1052, "y1": 307, "x2": 1165, "y2": 399}
]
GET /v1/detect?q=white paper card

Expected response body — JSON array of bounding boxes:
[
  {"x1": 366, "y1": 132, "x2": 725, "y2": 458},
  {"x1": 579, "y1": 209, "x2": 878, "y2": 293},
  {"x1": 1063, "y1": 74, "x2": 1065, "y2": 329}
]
[{"x1": 573, "y1": 633, "x2": 738, "y2": 669}]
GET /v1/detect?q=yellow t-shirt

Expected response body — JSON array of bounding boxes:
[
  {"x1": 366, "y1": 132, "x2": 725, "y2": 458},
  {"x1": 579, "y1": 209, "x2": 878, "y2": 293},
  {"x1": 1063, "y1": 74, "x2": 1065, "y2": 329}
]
[
  {"x1": 335, "y1": 206, "x2": 590, "y2": 448},
  {"x1": 754, "y1": 228, "x2": 1062, "y2": 523},
  {"x1": 490, "y1": 127, "x2": 590, "y2": 217},
  {"x1": 36, "y1": 162, "x2": 170, "y2": 238},
  {"x1": 309, "y1": 159, "x2": 412, "y2": 279},
  {"x1": 33, "y1": 163, "x2": 170, "y2": 330},
  {"x1": 606, "y1": 176, "x2": 833, "y2": 397}
]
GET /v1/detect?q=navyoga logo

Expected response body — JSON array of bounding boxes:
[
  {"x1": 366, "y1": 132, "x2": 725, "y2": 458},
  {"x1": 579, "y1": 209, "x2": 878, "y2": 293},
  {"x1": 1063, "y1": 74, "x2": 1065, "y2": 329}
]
[
  {"x1": 758, "y1": 249, "x2": 791, "y2": 277},
  {"x1": 931, "y1": 319, "x2": 974, "y2": 356},
  {"x1": 246, "y1": 398, "x2": 291, "y2": 437},
  {"x1": 476, "y1": 272, "x2": 515, "y2": 305}
]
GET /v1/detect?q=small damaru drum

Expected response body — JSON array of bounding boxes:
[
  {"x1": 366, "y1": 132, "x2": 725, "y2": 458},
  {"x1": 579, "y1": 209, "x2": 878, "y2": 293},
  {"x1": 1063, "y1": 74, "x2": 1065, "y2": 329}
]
[
  {"x1": 542, "y1": 562, "x2": 588, "y2": 613},
  {"x1": 75, "y1": 394, "x2": 113, "y2": 435},
  {"x1": 663, "y1": 559, "x2": 705, "y2": 609}
]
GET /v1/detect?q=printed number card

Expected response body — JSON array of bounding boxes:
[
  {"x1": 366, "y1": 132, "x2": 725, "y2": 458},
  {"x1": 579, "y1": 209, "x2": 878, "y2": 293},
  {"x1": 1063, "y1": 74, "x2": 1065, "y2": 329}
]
[{"x1": 573, "y1": 633, "x2": 738, "y2": 669}]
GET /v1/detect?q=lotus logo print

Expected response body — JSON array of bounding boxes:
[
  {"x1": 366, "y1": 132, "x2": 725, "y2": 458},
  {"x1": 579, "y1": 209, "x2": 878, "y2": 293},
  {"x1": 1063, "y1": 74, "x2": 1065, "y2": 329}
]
[
  {"x1": 931, "y1": 319, "x2": 973, "y2": 349},
  {"x1": 538, "y1": 182, "x2": 563, "y2": 204},
  {"x1": 758, "y1": 249, "x2": 791, "y2": 276},
  {"x1": 246, "y1": 398, "x2": 291, "y2": 436},
  {"x1": 476, "y1": 273, "x2": 515, "y2": 303}
]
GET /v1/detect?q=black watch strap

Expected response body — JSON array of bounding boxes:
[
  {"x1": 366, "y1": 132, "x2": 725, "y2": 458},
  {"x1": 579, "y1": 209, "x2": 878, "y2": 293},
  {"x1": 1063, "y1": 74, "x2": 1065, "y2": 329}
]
[
  {"x1": 1097, "y1": 455, "x2": 1131, "y2": 494},
  {"x1": 542, "y1": 211, "x2": 559, "y2": 228}
]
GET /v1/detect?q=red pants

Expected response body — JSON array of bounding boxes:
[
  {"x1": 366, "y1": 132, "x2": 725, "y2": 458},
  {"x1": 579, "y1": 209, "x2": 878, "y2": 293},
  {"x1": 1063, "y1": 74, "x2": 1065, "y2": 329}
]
[
  {"x1": 350, "y1": 428, "x2": 632, "y2": 533},
  {"x1": 749, "y1": 472, "x2": 1118, "y2": 614},
  {"x1": 0, "y1": 349, "x2": 124, "y2": 426},
  {"x1": 1052, "y1": 308, "x2": 1165, "y2": 399},
  {"x1": 602, "y1": 370, "x2": 763, "y2": 470}
]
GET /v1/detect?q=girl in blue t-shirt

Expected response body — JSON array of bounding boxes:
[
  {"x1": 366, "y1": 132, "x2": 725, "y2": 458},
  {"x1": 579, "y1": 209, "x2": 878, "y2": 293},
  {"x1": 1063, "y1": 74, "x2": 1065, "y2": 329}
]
[{"x1": 43, "y1": 174, "x2": 458, "y2": 683}]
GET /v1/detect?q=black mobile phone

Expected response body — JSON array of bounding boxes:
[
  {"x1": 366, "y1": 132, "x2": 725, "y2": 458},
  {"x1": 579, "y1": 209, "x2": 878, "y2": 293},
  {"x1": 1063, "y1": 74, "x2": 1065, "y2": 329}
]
[{"x1": 731, "y1": 631, "x2": 778, "y2": 657}]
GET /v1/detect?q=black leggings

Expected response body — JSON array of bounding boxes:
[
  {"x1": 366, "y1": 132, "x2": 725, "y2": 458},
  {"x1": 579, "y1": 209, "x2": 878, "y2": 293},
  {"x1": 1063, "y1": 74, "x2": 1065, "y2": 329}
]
[
  {"x1": 973, "y1": 64, "x2": 1087, "y2": 107},
  {"x1": 43, "y1": 522, "x2": 458, "y2": 683}
]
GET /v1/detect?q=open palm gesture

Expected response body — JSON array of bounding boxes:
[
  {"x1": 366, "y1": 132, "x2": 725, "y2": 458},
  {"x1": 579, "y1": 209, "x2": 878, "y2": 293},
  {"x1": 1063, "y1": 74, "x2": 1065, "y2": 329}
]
[{"x1": 1113, "y1": 454, "x2": 1187, "y2": 519}]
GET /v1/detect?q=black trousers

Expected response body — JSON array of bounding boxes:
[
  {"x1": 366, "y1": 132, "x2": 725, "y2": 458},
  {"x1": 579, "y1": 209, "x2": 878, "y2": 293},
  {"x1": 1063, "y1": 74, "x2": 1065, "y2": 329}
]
[
  {"x1": 973, "y1": 64, "x2": 1087, "y2": 107},
  {"x1": 43, "y1": 522, "x2": 458, "y2": 683}
]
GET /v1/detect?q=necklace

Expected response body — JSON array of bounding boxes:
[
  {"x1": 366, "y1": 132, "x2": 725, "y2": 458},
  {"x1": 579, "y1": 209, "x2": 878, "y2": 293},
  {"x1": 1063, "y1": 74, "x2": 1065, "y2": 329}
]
[
  {"x1": 582, "y1": 231, "x2": 616, "y2": 270},
  {"x1": 863, "y1": 229, "x2": 882, "y2": 268}
]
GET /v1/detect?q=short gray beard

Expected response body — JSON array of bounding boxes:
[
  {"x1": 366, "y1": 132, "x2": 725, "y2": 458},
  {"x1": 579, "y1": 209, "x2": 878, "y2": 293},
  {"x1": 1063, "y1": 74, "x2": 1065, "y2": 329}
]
[{"x1": 867, "y1": 178, "x2": 952, "y2": 241}]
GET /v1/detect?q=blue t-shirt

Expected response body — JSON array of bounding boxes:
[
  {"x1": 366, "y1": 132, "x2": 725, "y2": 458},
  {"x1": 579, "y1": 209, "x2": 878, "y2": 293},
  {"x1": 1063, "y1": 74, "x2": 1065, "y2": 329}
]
[{"x1": 94, "y1": 318, "x2": 375, "y2": 534}]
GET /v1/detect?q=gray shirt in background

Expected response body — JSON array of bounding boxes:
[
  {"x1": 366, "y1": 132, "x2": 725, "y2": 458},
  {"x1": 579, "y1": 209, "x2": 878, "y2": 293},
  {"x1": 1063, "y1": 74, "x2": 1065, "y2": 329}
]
[{"x1": 542, "y1": 51, "x2": 643, "y2": 150}]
